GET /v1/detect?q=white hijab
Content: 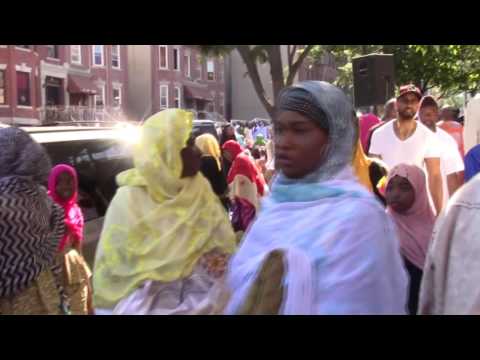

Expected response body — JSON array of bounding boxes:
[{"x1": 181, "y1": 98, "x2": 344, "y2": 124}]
[{"x1": 225, "y1": 82, "x2": 408, "y2": 315}]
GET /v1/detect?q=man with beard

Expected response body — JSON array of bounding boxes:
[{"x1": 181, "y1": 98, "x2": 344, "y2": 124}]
[
  {"x1": 418, "y1": 96, "x2": 464, "y2": 203},
  {"x1": 369, "y1": 85, "x2": 444, "y2": 215}
]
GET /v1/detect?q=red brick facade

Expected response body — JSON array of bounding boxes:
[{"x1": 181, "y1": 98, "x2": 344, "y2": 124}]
[
  {"x1": 150, "y1": 45, "x2": 225, "y2": 118},
  {"x1": 0, "y1": 45, "x2": 128, "y2": 125}
]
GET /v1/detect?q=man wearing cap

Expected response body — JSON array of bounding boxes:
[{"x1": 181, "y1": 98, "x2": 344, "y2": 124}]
[
  {"x1": 418, "y1": 95, "x2": 464, "y2": 204},
  {"x1": 369, "y1": 84, "x2": 444, "y2": 214}
]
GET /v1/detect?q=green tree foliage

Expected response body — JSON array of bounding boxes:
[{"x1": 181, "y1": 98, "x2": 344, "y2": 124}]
[{"x1": 311, "y1": 45, "x2": 480, "y2": 98}]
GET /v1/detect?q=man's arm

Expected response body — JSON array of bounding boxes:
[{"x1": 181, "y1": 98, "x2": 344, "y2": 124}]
[
  {"x1": 425, "y1": 157, "x2": 443, "y2": 215},
  {"x1": 447, "y1": 171, "x2": 464, "y2": 198}
]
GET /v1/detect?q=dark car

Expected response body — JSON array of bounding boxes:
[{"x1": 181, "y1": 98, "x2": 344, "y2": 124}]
[{"x1": 193, "y1": 120, "x2": 220, "y2": 141}]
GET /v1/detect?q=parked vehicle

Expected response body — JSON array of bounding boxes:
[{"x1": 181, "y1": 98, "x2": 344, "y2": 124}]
[{"x1": 21, "y1": 125, "x2": 138, "y2": 267}]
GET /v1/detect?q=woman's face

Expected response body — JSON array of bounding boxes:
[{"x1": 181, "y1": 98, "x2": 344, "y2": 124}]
[
  {"x1": 385, "y1": 175, "x2": 416, "y2": 213},
  {"x1": 224, "y1": 126, "x2": 235, "y2": 137},
  {"x1": 274, "y1": 110, "x2": 329, "y2": 179},
  {"x1": 56, "y1": 171, "x2": 75, "y2": 200},
  {"x1": 180, "y1": 135, "x2": 202, "y2": 178},
  {"x1": 222, "y1": 149, "x2": 233, "y2": 162}
]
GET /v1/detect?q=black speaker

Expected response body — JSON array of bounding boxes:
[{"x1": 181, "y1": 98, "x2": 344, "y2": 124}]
[{"x1": 352, "y1": 54, "x2": 395, "y2": 108}]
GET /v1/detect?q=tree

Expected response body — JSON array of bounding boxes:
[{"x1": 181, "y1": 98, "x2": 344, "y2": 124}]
[
  {"x1": 310, "y1": 45, "x2": 480, "y2": 99},
  {"x1": 197, "y1": 45, "x2": 314, "y2": 118}
]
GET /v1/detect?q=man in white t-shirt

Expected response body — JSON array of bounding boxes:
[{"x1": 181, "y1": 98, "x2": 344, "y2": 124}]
[
  {"x1": 418, "y1": 95, "x2": 465, "y2": 205},
  {"x1": 369, "y1": 84, "x2": 444, "y2": 214},
  {"x1": 465, "y1": 94, "x2": 480, "y2": 154}
]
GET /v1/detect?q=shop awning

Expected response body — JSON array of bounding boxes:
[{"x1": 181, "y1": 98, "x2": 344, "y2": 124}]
[
  {"x1": 67, "y1": 75, "x2": 97, "y2": 95},
  {"x1": 183, "y1": 85, "x2": 212, "y2": 101}
]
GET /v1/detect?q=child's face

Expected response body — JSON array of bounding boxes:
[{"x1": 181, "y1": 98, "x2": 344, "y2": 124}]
[
  {"x1": 385, "y1": 175, "x2": 415, "y2": 214},
  {"x1": 56, "y1": 172, "x2": 75, "y2": 201}
]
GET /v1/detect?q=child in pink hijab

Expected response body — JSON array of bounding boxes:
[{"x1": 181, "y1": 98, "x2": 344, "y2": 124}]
[
  {"x1": 385, "y1": 164, "x2": 435, "y2": 315},
  {"x1": 48, "y1": 164, "x2": 84, "y2": 253},
  {"x1": 48, "y1": 164, "x2": 93, "y2": 314}
]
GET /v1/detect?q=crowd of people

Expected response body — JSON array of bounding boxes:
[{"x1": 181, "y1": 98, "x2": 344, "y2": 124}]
[{"x1": 1, "y1": 79, "x2": 480, "y2": 315}]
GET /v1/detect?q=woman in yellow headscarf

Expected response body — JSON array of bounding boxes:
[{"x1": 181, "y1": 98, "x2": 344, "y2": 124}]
[
  {"x1": 93, "y1": 109, "x2": 237, "y2": 315},
  {"x1": 352, "y1": 140, "x2": 388, "y2": 206},
  {"x1": 195, "y1": 133, "x2": 229, "y2": 210}
]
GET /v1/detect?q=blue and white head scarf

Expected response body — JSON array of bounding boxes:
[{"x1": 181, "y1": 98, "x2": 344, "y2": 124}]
[{"x1": 271, "y1": 81, "x2": 360, "y2": 203}]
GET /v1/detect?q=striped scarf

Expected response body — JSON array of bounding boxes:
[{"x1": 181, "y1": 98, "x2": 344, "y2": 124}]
[{"x1": 0, "y1": 176, "x2": 66, "y2": 305}]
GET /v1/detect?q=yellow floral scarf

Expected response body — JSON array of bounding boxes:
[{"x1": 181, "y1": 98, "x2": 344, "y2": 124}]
[{"x1": 93, "y1": 109, "x2": 236, "y2": 309}]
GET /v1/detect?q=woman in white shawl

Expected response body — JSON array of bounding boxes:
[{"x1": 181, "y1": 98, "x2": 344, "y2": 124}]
[{"x1": 224, "y1": 81, "x2": 408, "y2": 315}]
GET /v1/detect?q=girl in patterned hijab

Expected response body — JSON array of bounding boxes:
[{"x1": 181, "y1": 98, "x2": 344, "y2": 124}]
[{"x1": 0, "y1": 128, "x2": 68, "y2": 315}]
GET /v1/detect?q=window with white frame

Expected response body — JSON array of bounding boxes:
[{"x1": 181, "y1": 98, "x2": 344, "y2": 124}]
[
  {"x1": 173, "y1": 48, "x2": 180, "y2": 71},
  {"x1": 174, "y1": 86, "x2": 181, "y2": 108},
  {"x1": 70, "y1": 45, "x2": 82, "y2": 64},
  {"x1": 93, "y1": 45, "x2": 104, "y2": 66},
  {"x1": 207, "y1": 59, "x2": 215, "y2": 80},
  {"x1": 0, "y1": 70, "x2": 6, "y2": 105},
  {"x1": 184, "y1": 54, "x2": 191, "y2": 78},
  {"x1": 160, "y1": 85, "x2": 169, "y2": 109},
  {"x1": 95, "y1": 85, "x2": 105, "y2": 108},
  {"x1": 159, "y1": 45, "x2": 168, "y2": 69},
  {"x1": 112, "y1": 45, "x2": 121, "y2": 69},
  {"x1": 113, "y1": 87, "x2": 122, "y2": 108}
]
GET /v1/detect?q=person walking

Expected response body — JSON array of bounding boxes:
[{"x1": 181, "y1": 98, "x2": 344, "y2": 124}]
[
  {"x1": 0, "y1": 128, "x2": 69, "y2": 315},
  {"x1": 385, "y1": 164, "x2": 435, "y2": 315},
  {"x1": 369, "y1": 85, "x2": 444, "y2": 215},
  {"x1": 224, "y1": 81, "x2": 407, "y2": 315},
  {"x1": 93, "y1": 109, "x2": 237, "y2": 315}
]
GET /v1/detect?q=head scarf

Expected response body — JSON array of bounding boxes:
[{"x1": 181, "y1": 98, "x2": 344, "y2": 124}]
[
  {"x1": 0, "y1": 128, "x2": 65, "y2": 298},
  {"x1": 387, "y1": 164, "x2": 435, "y2": 269},
  {"x1": 0, "y1": 127, "x2": 52, "y2": 184},
  {"x1": 195, "y1": 133, "x2": 222, "y2": 171},
  {"x1": 222, "y1": 140, "x2": 244, "y2": 161},
  {"x1": 223, "y1": 140, "x2": 265, "y2": 197},
  {"x1": 271, "y1": 81, "x2": 358, "y2": 202},
  {"x1": 48, "y1": 164, "x2": 84, "y2": 252},
  {"x1": 93, "y1": 109, "x2": 237, "y2": 309},
  {"x1": 465, "y1": 144, "x2": 480, "y2": 182},
  {"x1": 359, "y1": 114, "x2": 381, "y2": 153},
  {"x1": 352, "y1": 140, "x2": 374, "y2": 192}
]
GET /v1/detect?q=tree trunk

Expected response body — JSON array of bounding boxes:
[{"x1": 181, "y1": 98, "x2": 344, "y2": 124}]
[
  {"x1": 236, "y1": 46, "x2": 275, "y2": 118},
  {"x1": 265, "y1": 46, "x2": 285, "y2": 106},
  {"x1": 285, "y1": 45, "x2": 314, "y2": 86}
]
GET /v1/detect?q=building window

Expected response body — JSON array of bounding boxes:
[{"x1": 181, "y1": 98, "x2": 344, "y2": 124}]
[
  {"x1": 47, "y1": 45, "x2": 59, "y2": 59},
  {"x1": 184, "y1": 54, "x2": 191, "y2": 78},
  {"x1": 160, "y1": 85, "x2": 168, "y2": 109},
  {"x1": 159, "y1": 45, "x2": 168, "y2": 70},
  {"x1": 92, "y1": 45, "x2": 104, "y2": 66},
  {"x1": 174, "y1": 87, "x2": 181, "y2": 108},
  {"x1": 113, "y1": 87, "x2": 122, "y2": 108},
  {"x1": 16, "y1": 71, "x2": 31, "y2": 106},
  {"x1": 95, "y1": 85, "x2": 105, "y2": 108},
  {"x1": 207, "y1": 59, "x2": 215, "y2": 81},
  {"x1": 70, "y1": 45, "x2": 82, "y2": 64},
  {"x1": 0, "y1": 70, "x2": 6, "y2": 105},
  {"x1": 173, "y1": 48, "x2": 180, "y2": 71},
  {"x1": 112, "y1": 45, "x2": 121, "y2": 69}
]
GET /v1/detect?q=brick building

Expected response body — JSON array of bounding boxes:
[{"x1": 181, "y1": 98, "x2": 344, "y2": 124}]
[
  {"x1": 126, "y1": 45, "x2": 225, "y2": 121},
  {"x1": 0, "y1": 45, "x2": 128, "y2": 125}
]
